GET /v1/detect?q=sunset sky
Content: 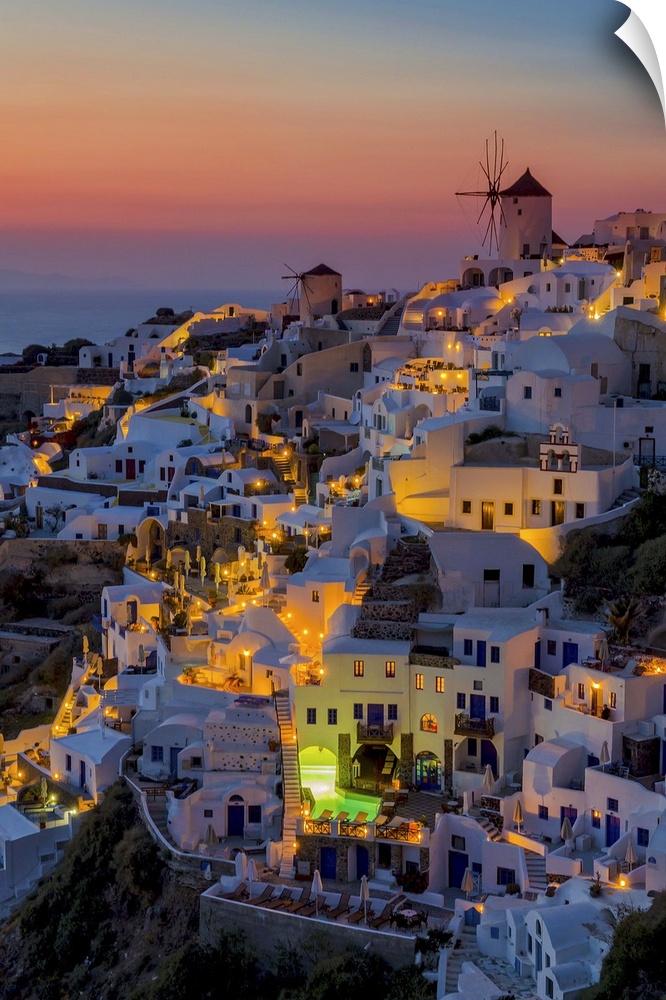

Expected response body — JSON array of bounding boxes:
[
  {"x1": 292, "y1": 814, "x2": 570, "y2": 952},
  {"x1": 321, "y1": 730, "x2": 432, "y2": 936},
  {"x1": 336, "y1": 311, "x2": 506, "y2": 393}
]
[{"x1": 0, "y1": 0, "x2": 664, "y2": 290}]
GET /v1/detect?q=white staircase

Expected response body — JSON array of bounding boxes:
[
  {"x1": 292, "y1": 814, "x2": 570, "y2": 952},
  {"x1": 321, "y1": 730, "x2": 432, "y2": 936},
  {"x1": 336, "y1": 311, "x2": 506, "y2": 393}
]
[
  {"x1": 352, "y1": 578, "x2": 371, "y2": 606},
  {"x1": 475, "y1": 815, "x2": 502, "y2": 841},
  {"x1": 51, "y1": 685, "x2": 76, "y2": 738},
  {"x1": 524, "y1": 849, "x2": 549, "y2": 894},
  {"x1": 445, "y1": 926, "x2": 482, "y2": 995},
  {"x1": 275, "y1": 691, "x2": 302, "y2": 878}
]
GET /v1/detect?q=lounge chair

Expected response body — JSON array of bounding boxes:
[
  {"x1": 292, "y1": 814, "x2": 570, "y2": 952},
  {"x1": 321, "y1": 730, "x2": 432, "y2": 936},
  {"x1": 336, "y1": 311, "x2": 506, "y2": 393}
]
[
  {"x1": 350, "y1": 811, "x2": 368, "y2": 824},
  {"x1": 245, "y1": 885, "x2": 277, "y2": 906},
  {"x1": 260, "y1": 888, "x2": 294, "y2": 910},
  {"x1": 368, "y1": 901, "x2": 395, "y2": 929},
  {"x1": 346, "y1": 904, "x2": 374, "y2": 924},
  {"x1": 218, "y1": 881, "x2": 249, "y2": 901},
  {"x1": 333, "y1": 810, "x2": 350, "y2": 822},
  {"x1": 299, "y1": 894, "x2": 329, "y2": 917},
  {"x1": 326, "y1": 892, "x2": 351, "y2": 920},
  {"x1": 315, "y1": 809, "x2": 333, "y2": 820},
  {"x1": 374, "y1": 814, "x2": 389, "y2": 827},
  {"x1": 285, "y1": 887, "x2": 312, "y2": 913}
]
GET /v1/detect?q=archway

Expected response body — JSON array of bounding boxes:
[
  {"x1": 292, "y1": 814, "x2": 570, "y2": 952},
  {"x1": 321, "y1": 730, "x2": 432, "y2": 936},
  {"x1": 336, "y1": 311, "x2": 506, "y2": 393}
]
[{"x1": 416, "y1": 751, "x2": 441, "y2": 791}]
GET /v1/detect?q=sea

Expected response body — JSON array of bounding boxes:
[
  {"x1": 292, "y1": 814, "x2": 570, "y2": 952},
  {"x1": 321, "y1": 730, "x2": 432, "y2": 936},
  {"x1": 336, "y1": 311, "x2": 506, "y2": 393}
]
[{"x1": 0, "y1": 288, "x2": 282, "y2": 356}]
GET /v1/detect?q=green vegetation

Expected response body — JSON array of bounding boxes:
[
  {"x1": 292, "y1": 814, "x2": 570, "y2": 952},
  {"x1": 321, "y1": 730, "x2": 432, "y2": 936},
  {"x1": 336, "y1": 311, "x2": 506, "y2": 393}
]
[
  {"x1": 582, "y1": 893, "x2": 666, "y2": 1000},
  {"x1": 552, "y1": 490, "x2": 666, "y2": 622},
  {"x1": 284, "y1": 547, "x2": 308, "y2": 574}
]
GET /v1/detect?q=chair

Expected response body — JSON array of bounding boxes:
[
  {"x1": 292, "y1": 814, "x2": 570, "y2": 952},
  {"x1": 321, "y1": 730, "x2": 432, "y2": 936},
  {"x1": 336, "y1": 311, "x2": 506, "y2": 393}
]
[
  {"x1": 351, "y1": 811, "x2": 369, "y2": 824},
  {"x1": 369, "y1": 900, "x2": 397, "y2": 929},
  {"x1": 333, "y1": 810, "x2": 350, "y2": 822},
  {"x1": 286, "y1": 887, "x2": 313, "y2": 913},
  {"x1": 245, "y1": 885, "x2": 277, "y2": 906},
  {"x1": 347, "y1": 905, "x2": 374, "y2": 924},
  {"x1": 327, "y1": 892, "x2": 351, "y2": 920},
  {"x1": 315, "y1": 809, "x2": 334, "y2": 821},
  {"x1": 260, "y1": 888, "x2": 294, "y2": 910},
  {"x1": 299, "y1": 894, "x2": 329, "y2": 917},
  {"x1": 219, "y1": 881, "x2": 249, "y2": 901}
]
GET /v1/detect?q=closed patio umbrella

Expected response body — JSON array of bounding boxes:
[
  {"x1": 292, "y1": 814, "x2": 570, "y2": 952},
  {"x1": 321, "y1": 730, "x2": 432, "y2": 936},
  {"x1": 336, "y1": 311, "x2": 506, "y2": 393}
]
[
  {"x1": 483, "y1": 764, "x2": 495, "y2": 792},
  {"x1": 625, "y1": 839, "x2": 637, "y2": 867},
  {"x1": 513, "y1": 799, "x2": 523, "y2": 833},
  {"x1": 200, "y1": 556, "x2": 206, "y2": 582},
  {"x1": 311, "y1": 869, "x2": 323, "y2": 915},
  {"x1": 234, "y1": 850, "x2": 248, "y2": 879},
  {"x1": 462, "y1": 867, "x2": 474, "y2": 899},
  {"x1": 560, "y1": 816, "x2": 574, "y2": 850},
  {"x1": 598, "y1": 635, "x2": 610, "y2": 665},
  {"x1": 165, "y1": 548, "x2": 172, "y2": 570},
  {"x1": 204, "y1": 823, "x2": 218, "y2": 846},
  {"x1": 184, "y1": 551, "x2": 191, "y2": 577},
  {"x1": 462, "y1": 789, "x2": 472, "y2": 815},
  {"x1": 214, "y1": 561, "x2": 222, "y2": 591},
  {"x1": 600, "y1": 741, "x2": 610, "y2": 771},
  {"x1": 360, "y1": 873, "x2": 370, "y2": 922},
  {"x1": 247, "y1": 858, "x2": 259, "y2": 882}
]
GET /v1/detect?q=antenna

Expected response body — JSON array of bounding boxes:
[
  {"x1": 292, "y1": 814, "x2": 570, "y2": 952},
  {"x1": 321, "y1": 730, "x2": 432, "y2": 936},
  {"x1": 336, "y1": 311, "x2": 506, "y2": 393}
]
[{"x1": 456, "y1": 131, "x2": 509, "y2": 256}]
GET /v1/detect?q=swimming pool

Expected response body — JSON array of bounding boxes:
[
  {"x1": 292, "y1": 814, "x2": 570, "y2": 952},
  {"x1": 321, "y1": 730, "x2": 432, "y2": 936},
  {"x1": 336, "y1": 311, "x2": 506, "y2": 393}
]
[{"x1": 300, "y1": 763, "x2": 380, "y2": 821}]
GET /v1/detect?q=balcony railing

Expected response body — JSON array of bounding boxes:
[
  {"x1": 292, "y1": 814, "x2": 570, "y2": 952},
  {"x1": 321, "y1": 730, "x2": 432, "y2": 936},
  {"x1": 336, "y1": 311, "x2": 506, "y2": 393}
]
[
  {"x1": 529, "y1": 668, "x2": 556, "y2": 699},
  {"x1": 303, "y1": 819, "x2": 332, "y2": 835},
  {"x1": 339, "y1": 821, "x2": 368, "y2": 839},
  {"x1": 454, "y1": 714, "x2": 495, "y2": 738},
  {"x1": 375, "y1": 823, "x2": 422, "y2": 844},
  {"x1": 357, "y1": 721, "x2": 394, "y2": 743}
]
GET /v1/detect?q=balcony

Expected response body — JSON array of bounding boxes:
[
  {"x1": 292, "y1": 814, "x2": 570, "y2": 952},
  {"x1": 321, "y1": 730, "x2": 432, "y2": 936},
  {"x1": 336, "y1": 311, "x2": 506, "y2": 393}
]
[
  {"x1": 357, "y1": 721, "x2": 394, "y2": 744},
  {"x1": 339, "y1": 820, "x2": 369, "y2": 839},
  {"x1": 303, "y1": 818, "x2": 332, "y2": 835},
  {"x1": 375, "y1": 822, "x2": 422, "y2": 844},
  {"x1": 528, "y1": 668, "x2": 556, "y2": 699},
  {"x1": 454, "y1": 714, "x2": 495, "y2": 739}
]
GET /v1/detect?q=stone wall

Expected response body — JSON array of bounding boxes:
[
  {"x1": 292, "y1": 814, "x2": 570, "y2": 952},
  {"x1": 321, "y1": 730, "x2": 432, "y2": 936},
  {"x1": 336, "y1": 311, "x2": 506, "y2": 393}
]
[
  {"x1": 338, "y1": 732, "x2": 352, "y2": 788},
  {"x1": 37, "y1": 476, "x2": 116, "y2": 497},
  {"x1": 398, "y1": 732, "x2": 413, "y2": 787},
  {"x1": 166, "y1": 509, "x2": 256, "y2": 558},
  {"x1": 118, "y1": 489, "x2": 168, "y2": 506},
  {"x1": 199, "y1": 894, "x2": 416, "y2": 970},
  {"x1": 443, "y1": 739, "x2": 453, "y2": 791},
  {"x1": 528, "y1": 668, "x2": 555, "y2": 699},
  {"x1": 295, "y1": 833, "x2": 373, "y2": 882},
  {"x1": 351, "y1": 620, "x2": 413, "y2": 641}
]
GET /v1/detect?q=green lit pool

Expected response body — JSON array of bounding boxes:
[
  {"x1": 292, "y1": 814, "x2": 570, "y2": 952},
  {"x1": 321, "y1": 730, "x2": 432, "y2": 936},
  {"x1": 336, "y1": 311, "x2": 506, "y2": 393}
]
[{"x1": 300, "y1": 763, "x2": 380, "y2": 821}]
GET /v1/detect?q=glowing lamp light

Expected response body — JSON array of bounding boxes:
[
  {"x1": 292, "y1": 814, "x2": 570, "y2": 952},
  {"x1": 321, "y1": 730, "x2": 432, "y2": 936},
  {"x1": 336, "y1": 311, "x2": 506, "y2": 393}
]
[
  {"x1": 303, "y1": 629, "x2": 308, "y2": 636},
  {"x1": 319, "y1": 668, "x2": 324, "y2": 676},
  {"x1": 620, "y1": 878, "x2": 626, "y2": 887}
]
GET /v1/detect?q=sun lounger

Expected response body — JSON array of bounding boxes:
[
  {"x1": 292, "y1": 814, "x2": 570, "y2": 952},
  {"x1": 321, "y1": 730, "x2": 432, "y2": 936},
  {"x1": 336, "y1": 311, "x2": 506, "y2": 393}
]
[
  {"x1": 374, "y1": 814, "x2": 389, "y2": 827},
  {"x1": 350, "y1": 811, "x2": 368, "y2": 824},
  {"x1": 218, "y1": 881, "x2": 249, "y2": 901},
  {"x1": 299, "y1": 894, "x2": 329, "y2": 917},
  {"x1": 326, "y1": 892, "x2": 351, "y2": 920},
  {"x1": 346, "y1": 904, "x2": 374, "y2": 924},
  {"x1": 285, "y1": 887, "x2": 312, "y2": 913},
  {"x1": 315, "y1": 809, "x2": 333, "y2": 820},
  {"x1": 260, "y1": 888, "x2": 294, "y2": 910},
  {"x1": 333, "y1": 810, "x2": 350, "y2": 822},
  {"x1": 368, "y1": 901, "x2": 395, "y2": 929},
  {"x1": 245, "y1": 885, "x2": 277, "y2": 906}
]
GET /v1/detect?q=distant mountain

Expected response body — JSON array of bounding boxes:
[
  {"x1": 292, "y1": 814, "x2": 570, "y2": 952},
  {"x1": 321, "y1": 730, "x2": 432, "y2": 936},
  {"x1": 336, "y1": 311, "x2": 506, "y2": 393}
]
[{"x1": 0, "y1": 268, "x2": 136, "y2": 291}]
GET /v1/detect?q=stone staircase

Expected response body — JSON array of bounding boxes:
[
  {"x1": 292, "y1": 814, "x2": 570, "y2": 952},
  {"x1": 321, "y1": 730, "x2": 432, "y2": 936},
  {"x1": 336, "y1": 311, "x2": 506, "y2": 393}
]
[
  {"x1": 524, "y1": 850, "x2": 548, "y2": 895},
  {"x1": 352, "y1": 577, "x2": 371, "y2": 606},
  {"x1": 51, "y1": 685, "x2": 76, "y2": 738},
  {"x1": 376, "y1": 297, "x2": 409, "y2": 336},
  {"x1": 275, "y1": 692, "x2": 302, "y2": 878},
  {"x1": 273, "y1": 454, "x2": 308, "y2": 507},
  {"x1": 445, "y1": 926, "x2": 482, "y2": 995},
  {"x1": 146, "y1": 791, "x2": 170, "y2": 842},
  {"x1": 610, "y1": 486, "x2": 642, "y2": 510},
  {"x1": 474, "y1": 814, "x2": 503, "y2": 842}
]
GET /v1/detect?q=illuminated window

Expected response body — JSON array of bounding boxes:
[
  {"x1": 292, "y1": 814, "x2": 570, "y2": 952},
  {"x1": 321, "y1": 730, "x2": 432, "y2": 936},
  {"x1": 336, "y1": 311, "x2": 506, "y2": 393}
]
[
  {"x1": 353, "y1": 660, "x2": 364, "y2": 677},
  {"x1": 415, "y1": 673, "x2": 424, "y2": 690},
  {"x1": 311, "y1": 590, "x2": 320, "y2": 603},
  {"x1": 385, "y1": 660, "x2": 395, "y2": 678},
  {"x1": 435, "y1": 676, "x2": 445, "y2": 693},
  {"x1": 609, "y1": 691, "x2": 617, "y2": 709},
  {"x1": 461, "y1": 499, "x2": 472, "y2": 514},
  {"x1": 531, "y1": 499, "x2": 541, "y2": 516},
  {"x1": 592, "y1": 810, "x2": 601, "y2": 828},
  {"x1": 420, "y1": 714, "x2": 438, "y2": 733}
]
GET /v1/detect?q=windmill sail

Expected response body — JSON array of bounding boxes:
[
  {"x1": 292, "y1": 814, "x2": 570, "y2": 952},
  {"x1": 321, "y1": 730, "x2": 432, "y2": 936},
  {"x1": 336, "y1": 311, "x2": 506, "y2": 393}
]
[{"x1": 456, "y1": 131, "x2": 508, "y2": 256}]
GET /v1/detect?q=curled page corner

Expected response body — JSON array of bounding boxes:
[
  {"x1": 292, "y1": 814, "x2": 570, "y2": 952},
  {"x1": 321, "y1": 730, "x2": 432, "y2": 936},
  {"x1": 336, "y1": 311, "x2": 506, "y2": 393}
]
[{"x1": 614, "y1": 1, "x2": 666, "y2": 127}]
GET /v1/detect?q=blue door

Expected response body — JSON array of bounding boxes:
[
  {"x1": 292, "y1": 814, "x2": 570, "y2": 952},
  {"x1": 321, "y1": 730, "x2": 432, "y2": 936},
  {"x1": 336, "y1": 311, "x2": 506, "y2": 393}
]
[
  {"x1": 79, "y1": 760, "x2": 86, "y2": 789},
  {"x1": 416, "y1": 752, "x2": 441, "y2": 790},
  {"x1": 321, "y1": 846, "x2": 337, "y2": 879},
  {"x1": 367, "y1": 704, "x2": 384, "y2": 727},
  {"x1": 357, "y1": 845, "x2": 369, "y2": 879},
  {"x1": 534, "y1": 640, "x2": 541, "y2": 670},
  {"x1": 465, "y1": 906, "x2": 481, "y2": 926},
  {"x1": 476, "y1": 641, "x2": 487, "y2": 667},
  {"x1": 470, "y1": 695, "x2": 486, "y2": 720},
  {"x1": 170, "y1": 747, "x2": 179, "y2": 777},
  {"x1": 560, "y1": 806, "x2": 578, "y2": 824},
  {"x1": 480, "y1": 741, "x2": 497, "y2": 772},
  {"x1": 448, "y1": 850, "x2": 469, "y2": 888},
  {"x1": 535, "y1": 940, "x2": 543, "y2": 973},
  {"x1": 227, "y1": 804, "x2": 244, "y2": 837},
  {"x1": 606, "y1": 814, "x2": 621, "y2": 847},
  {"x1": 562, "y1": 642, "x2": 579, "y2": 668}
]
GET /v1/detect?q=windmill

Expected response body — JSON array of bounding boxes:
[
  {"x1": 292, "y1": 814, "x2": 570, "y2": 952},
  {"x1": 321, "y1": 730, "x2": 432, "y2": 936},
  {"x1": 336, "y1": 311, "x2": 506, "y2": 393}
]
[
  {"x1": 281, "y1": 264, "x2": 314, "y2": 318},
  {"x1": 456, "y1": 131, "x2": 509, "y2": 256}
]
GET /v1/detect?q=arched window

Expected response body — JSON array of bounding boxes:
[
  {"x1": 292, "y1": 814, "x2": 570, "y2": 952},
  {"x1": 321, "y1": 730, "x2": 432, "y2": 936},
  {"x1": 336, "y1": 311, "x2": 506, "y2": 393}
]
[
  {"x1": 420, "y1": 714, "x2": 438, "y2": 734},
  {"x1": 244, "y1": 404, "x2": 252, "y2": 425}
]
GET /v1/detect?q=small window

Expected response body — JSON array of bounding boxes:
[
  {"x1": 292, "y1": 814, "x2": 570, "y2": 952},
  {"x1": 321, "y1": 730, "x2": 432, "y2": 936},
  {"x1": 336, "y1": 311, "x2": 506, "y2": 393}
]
[
  {"x1": 637, "y1": 827, "x2": 650, "y2": 847},
  {"x1": 531, "y1": 499, "x2": 541, "y2": 516},
  {"x1": 151, "y1": 746, "x2": 163, "y2": 762},
  {"x1": 607, "y1": 797, "x2": 618, "y2": 812},
  {"x1": 592, "y1": 810, "x2": 601, "y2": 828},
  {"x1": 311, "y1": 590, "x2": 320, "y2": 603},
  {"x1": 328, "y1": 708, "x2": 338, "y2": 725},
  {"x1": 457, "y1": 692, "x2": 466, "y2": 710},
  {"x1": 524, "y1": 386, "x2": 532, "y2": 400},
  {"x1": 522, "y1": 564, "x2": 535, "y2": 588},
  {"x1": 538, "y1": 804, "x2": 549, "y2": 820},
  {"x1": 350, "y1": 362, "x2": 359, "y2": 372},
  {"x1": 296, "y1": 363, "x2": 302, "y2": 376},
  {"x1": 306, "y1": 708, "x2": 316, "y2": 724},
  {"x1": 546, "y1": 977, "x2": 554, "y2": 999},
  {"x1": 609, "y1": 691, "x2": 617, "y2": 709},
  {"x1": 353, "y1": 660, "x2": 364, "y2": 677},
  {"x1": 452, "y1": 835, "x2": 466, "y2": 851},
  {"x1": 565, "y1": 282, "x2": 571, "y2": 293},
  {"x1": 387, "y1": 704, "x2": 398, "y2": 720},
  {"x1": 473, "y1": 680, "x2": 483, "y2": 691},
  {"x1": 578, "y1": 683, "x2": 585, "y2": 700},
  {"x1": 575, "y1": 503, "x2": 585, "y2": 519},
  {"x1": 497, "y1": 866, "x2": 516, "y2": 886},
  {"x1": 467, "y1": 737, "x2": 477, "y2": 756},
  {"x1": 546, "y1": 282, "x2": 551, "y2": 292},
  {"x1": 490, "y1": 926, "x2": 500, "y2": 939},
  {"x1": 490, "y1": 696, "x2": 499, "y2": 713},
  {"x1": 248, "y1": 804, "x2": 261, "y2": 824},
  {"x1": 461, "y1": 499, "x2": 472, "y2": 514},
  {"x1": 544, "y1": 698, "x2": 553, "y2": 711},
  {"x1": 490, "y1": 646, "x2": 500, "y2": 663},
  {"x1": 504, "y1": 502, "x2": 514, "y2": 516},
  {"x1": 353, "y1": 703, "x2": 363, "y2": 720},
  {"x1": 464, "y1": 639, "x2": 473, "y2": 656},
  {"x1": 191, "y1": 756, "x2": 202, "y2": 768},
  {"x1": 528, "y1": 933, "x2": 533, "y2": 953},
  {"x1": 66, "y1": 754, "x2": 72, "y2": 772},
  {"x1": 435, "y1": 676, "x2": 445, "y2": 693},
  {"x1": 547, "y1": 640, "x2": 557, "y2": 656},
  {"x1": 204, "y1": 809, "x2": 213, "y2": 818},
  {"x1": 420, "y1": 713, "x2": 437, "y2": 733},
  {"x1": 115, "y1": 460, "x2": 123, "y2": 473},
  {"x1": 553, "y1": 478, "x2": 563, "y2": 495},
  {"x1": 415, "y1": 673, "x2": 424, "y2": 690},
  {"x1": 385, "y1": 660, "x2": 396, "y2": 678}
]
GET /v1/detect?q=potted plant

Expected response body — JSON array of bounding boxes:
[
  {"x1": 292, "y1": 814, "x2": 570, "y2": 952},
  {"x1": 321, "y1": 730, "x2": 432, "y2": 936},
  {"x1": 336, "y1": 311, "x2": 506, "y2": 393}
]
[{"x1": 589, "y1": 873, "x2": 602, "y2": 897}]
